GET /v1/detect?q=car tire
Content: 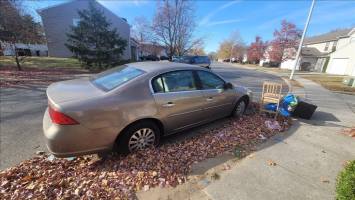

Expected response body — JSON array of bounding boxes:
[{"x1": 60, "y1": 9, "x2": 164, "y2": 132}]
[
  {"x1": 116, "y1": 121, "x2": 160, "y2": 154},
  {"x1": 232, "y1": 98, "x2": 247, "y2": 118}
]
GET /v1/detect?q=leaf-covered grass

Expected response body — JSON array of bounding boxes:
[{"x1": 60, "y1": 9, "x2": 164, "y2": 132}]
[
  {"x1": 0, "y1": 56, "x2": 83, "y2": 69},
  {"x1": 0, "y1": 111, "x2": 289, "y2": 199},
  {"x1": 336, "y1": 160, "x2": 355, "y2": 200},
  {"x1": 302, "y1": 75, "x2": 355, "y2": 95}
]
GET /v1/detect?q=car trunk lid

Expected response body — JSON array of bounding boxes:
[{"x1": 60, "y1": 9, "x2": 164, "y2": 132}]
[{"x1": 47, "y1": 78, "x2": 104, "y2": 104}]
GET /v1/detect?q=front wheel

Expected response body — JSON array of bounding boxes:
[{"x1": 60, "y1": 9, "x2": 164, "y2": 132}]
[
  {"x1": 117, "y1": 121, "x2": 160, "y2": 154},
  {"x1": 232, "y1": 99, "x2": 247, "y2": 118}
]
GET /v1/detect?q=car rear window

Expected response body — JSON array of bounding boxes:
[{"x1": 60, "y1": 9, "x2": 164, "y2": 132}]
[{"x1": 91, "y1": 65, "x2": 144, "y2": 91}]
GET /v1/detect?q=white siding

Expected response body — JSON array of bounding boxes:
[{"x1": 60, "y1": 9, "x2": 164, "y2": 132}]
[
  {"x1": 280, "y1": 59, "x2": 296, "y2": 70},
  {"x1": 327, "y1": 58, "x2": 348, "y2": 75},
  {"x1": 327, "y1": 34, "x2": 355, "y2": 76}
]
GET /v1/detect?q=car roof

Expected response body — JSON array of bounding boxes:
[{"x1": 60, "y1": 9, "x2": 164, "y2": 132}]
[{"x1": 126, "y1": 61, "x2": 204, "y2": 73}]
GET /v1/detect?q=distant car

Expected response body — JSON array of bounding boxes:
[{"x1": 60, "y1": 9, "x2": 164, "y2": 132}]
[
  {"x1": 262, "y1": 61, "x2": 280, "y2": 68},
  {"x1": 223, "y1": 59, "x2": 230, "y2": 62},
  {"x1": 178, "y1": 56, "x2": 211, "y2": 69},
  {"x1": 43, "y1": 62, "x2": 252, "y2": 157},
  {"x1": 172, "y1": 56, "x2": 181, "y2": 62},
  {"x1": 140, "y1": 55, "x2": 160, "y2": 61},
  {"x1": 160, "y1": 56, "x2": 169, "y2": 60}
]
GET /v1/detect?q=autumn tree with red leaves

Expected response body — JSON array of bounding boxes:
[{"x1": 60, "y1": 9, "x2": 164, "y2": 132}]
[
  {"x1": 247, "y1": 36, "x2": 267, "y2": 64},
  {"x1": 268, "y1": 20, "x2": 301, "y2": 63}
]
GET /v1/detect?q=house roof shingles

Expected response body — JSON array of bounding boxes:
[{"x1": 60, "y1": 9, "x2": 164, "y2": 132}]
[
  {"x1": 304, "y1": 28, "x2": 354, "y2": 45},
  {"x1": 301, "y1": 47, "x2": 326, "y2": 57}
]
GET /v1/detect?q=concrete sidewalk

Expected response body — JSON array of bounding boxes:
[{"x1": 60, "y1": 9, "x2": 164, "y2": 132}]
[{"x1": 203, "y1": 76, "x2": 355, "y2": 200}]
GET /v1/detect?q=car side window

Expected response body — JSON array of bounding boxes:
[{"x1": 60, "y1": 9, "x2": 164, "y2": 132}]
[
  {"x1": 152, "y1": 76, "x2": 164, "y2": 93},
  {"x1": 197, "y1": 71, "x2": 225, "y2": 90},
  {"x1": 152, "y1": 71, "x2": 197, "y2": 93},
  {"x1": 162, "y1": 71, "x2": 197, "y2": 92}
]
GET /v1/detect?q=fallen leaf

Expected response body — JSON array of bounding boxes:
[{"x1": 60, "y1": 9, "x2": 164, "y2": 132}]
[
  {"x1": 0, "y1": 109, "x2": 288, "y2": 199},
  {"x1": 320, "y1": 177, "x2": 330, "y2": 183},
  {"x1": 267, "y1": 160, "x2": 277, "y2": 166}
]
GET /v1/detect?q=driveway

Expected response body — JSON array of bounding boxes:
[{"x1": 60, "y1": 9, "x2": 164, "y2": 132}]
[{"x1": 0, "y1": 62, "x2": 287, "y2": 169}]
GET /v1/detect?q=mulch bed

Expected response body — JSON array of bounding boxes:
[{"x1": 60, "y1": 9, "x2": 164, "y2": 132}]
[
  {"x1": 0, "y1": 110, "x2": 290, "y2": 199},
  {"x1": 0, "y1": 66, "x2": 89, "y2": 88}
]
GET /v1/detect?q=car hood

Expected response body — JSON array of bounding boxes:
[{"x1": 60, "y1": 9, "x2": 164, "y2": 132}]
[{"x1": 47, "y1": 78, "x2": 104, "y2": 104}]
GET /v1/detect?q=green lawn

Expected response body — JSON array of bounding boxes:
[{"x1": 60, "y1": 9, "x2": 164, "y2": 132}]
[
  {"x1": 302, "y1": 75, "x2": 355, "y2": 94},
  {"x1": 0, "y1": 56, "x2": 83, "y2": 69}
]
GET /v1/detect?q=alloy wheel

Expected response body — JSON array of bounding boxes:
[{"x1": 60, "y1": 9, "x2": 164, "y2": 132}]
[
  {"x1": 128, "y1": 128, "x2": 156, "y2": 152},
  {"x1": 235, "y1": 101, "x2": 246, "y2": 116}
]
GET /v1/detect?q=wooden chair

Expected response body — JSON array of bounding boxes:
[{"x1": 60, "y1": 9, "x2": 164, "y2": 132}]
[{"x1": 260, "y1": 81, "x2": 283, "y2": 119}]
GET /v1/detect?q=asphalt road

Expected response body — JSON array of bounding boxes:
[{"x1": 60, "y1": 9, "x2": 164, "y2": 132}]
[{"x1": 0, "y1": 62, "x2": 287, "y2": 169}]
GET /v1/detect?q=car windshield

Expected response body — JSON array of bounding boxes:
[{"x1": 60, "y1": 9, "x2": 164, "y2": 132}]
[{"x1": 91, "y1": 65, "x2": 145, "y2": 91}]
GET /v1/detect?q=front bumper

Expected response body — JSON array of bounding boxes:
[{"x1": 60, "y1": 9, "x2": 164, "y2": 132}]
[{"x1": 43, "y1": 108, "x2": 111, "y2": 157}]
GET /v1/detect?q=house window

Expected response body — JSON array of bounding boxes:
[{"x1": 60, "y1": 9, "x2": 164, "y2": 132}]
[
  {"x1": 332, "y1": 41, "x2": 337, "y2": 51},
  {"x1": 73, "y1": 18, "x2": 80, "y2": 26},
  {"x1": 324, "y1": 42, "x2": 329, "y2": 51}
]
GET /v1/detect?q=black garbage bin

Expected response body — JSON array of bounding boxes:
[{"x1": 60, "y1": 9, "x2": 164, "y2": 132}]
[{"x1": 292, "y1": 100, "x2": 317, "y2": 119}]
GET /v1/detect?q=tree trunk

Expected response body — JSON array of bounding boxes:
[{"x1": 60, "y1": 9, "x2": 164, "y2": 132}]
[{"x1": 15, "y1": 52, "x2": 22, "y2": 71}]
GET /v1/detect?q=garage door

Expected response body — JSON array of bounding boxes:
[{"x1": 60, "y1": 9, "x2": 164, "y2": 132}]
[{"x1": 327, "y1": 58, "x2": 348, "y2": 75}]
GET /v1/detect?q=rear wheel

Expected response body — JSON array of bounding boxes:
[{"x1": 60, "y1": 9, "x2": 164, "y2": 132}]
[
  {"x1": 117, "y1": 121, "x2": 160, "y2": 154},
  {"x1": 233, "y1": 98, "x2": 247, "y2": 118}
]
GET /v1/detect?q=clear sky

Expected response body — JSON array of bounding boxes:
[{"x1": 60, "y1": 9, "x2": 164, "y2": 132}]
[{"x1": 23, "y1": 0, "x2": 355, "y2": 53}]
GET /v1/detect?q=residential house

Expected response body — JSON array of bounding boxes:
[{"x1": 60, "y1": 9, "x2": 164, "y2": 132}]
[
  {"x1": 0, "y1": 41, "x2": 48, "y2": 57},
  {"x1": 38, "y1": 0, "x2": 134, "y2": 60},
  {"x1": 281, "y1": 28, "x2": 355, "y2": 76},
  {"x1": 138, "y1": 42, "x2": 167, "y2": 59}
]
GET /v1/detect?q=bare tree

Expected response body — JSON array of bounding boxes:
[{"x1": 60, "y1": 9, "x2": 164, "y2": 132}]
[
  {"x1": 152, "y1": 0, "x2": 203, "y2": 59},
  {"x1": 188, "y1": 39, "x2": 206, "y2": 55},
  {"x1": 0, "y1": 0, "x2": 44, "y2": 70},
  {"x1": 131, "y1": 16, "x2": 154, "y2": 43},
  {"x1": 208, "y1": 51, "x2": 217, "y2": 61},
  {"x1": 217, "y1": 30, "x2": 245, "y2": 61},
  {"x1": 131, "y1": 16, "x2": 161, "y2": 58}
]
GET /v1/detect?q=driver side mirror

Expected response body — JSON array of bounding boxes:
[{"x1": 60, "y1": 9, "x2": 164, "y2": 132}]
[{"x1": 224, "y1": 82, "x2": 233, "y2": 90}]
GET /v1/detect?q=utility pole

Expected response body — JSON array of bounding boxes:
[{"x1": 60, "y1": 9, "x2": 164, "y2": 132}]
[
  {"x1": 230, "y1": 44, "x2": 234, "y2": 63},
  {"x1": 289, "y1": 0, "x2": 315, "y2": 80}
]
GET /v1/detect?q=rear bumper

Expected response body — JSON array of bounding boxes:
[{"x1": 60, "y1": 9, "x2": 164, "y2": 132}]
[{"x1": 43, "y1": 108, "x2": 112, "y2": 157}]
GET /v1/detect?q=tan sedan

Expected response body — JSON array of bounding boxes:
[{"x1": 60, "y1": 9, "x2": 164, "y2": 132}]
[{"x1": 43, "y1": 62, "x2": 252, "y2": 157}]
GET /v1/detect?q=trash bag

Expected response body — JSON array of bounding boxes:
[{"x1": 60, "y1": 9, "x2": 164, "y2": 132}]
[
  {"x1": 279, "y1": 94, "x2": 298, "y2": 117},
  {"x1": 264, "y1": 103, "x2": 277, "y2": 111}
]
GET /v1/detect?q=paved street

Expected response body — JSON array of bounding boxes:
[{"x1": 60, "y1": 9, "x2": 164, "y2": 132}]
[
  {"x1": 211, "y1": 62, "x2": 288, "y2": 101},
  {"x1": 0, "y1": 62, "x2": 287, "y2": 169}
]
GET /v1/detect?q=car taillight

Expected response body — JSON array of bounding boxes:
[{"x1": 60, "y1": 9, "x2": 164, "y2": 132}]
[{"x1": 48, "y1": 106, "x2": 79, "y2": 125}]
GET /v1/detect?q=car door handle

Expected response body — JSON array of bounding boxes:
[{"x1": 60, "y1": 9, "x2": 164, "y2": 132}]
[
  {"x1": 163, "y1": 102, "x2": 175, "y2": 107},
  {"x1": 206, "y1": 97, "x2": 214, "y2": 101}
]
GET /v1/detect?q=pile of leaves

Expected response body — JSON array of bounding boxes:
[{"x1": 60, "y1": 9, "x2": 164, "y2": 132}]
[
  {"x1": 0, "y1": 113, "x2": 289, "y2": 199},
  {"x1": 0, "y1": 66, "x2": 88, "y2": 88},
  {"x1": 341, "y1": 127, "x2": 355, "y2": 138}
]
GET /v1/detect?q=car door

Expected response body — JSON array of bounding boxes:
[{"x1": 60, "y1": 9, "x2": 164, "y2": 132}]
[
  {"x1": 152, "y1": 70, "x2": 206, "y2": 133},
  {"x1": 196, "y1": 70, "x2": 236, "y2": 120}
]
